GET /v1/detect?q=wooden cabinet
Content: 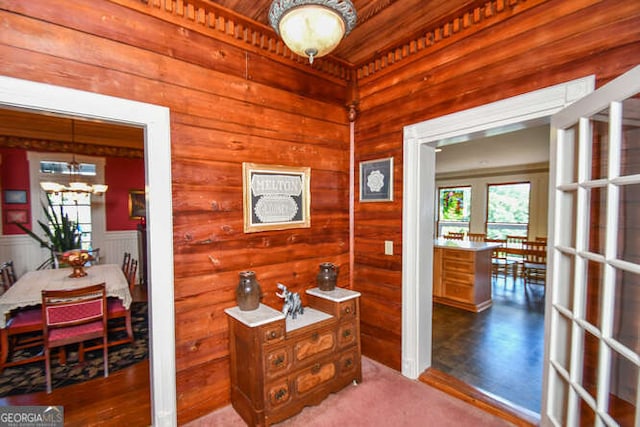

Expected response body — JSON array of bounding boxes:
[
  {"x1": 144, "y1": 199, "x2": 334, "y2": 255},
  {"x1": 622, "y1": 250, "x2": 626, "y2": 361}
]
[
  {"x1": 226, "y1": 287, "x2": 361, "y2": 426},
  {"x1": 432, "y1": 241, "x2": 495, "y2": 312}
]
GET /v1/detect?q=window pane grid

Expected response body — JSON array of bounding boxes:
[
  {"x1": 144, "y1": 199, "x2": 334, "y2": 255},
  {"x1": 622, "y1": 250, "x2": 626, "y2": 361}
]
[{"x1": 548, "y1": 70, "x2": 640, "y2": 426}]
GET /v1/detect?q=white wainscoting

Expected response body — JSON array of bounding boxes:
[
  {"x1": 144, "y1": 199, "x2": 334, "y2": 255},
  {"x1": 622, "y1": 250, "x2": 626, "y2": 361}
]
[
  {"x1": 102, "y1": 231, "x2": 140, "y2": 283},
  {"x1": 0, "y1": 231, "x2": 138, "y2": 282},
  {"x1": 0, "y1": 235, "x2": 50, "y2": 278}
]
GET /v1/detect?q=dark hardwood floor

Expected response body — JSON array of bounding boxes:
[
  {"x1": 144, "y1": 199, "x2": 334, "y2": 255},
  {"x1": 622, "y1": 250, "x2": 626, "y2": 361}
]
[
  {"x1": 432, "y1": 274, "x2": 545, "y2": 413},
  {"x1": 0, "y1": 285, "x2": 151, "y2": 426}
]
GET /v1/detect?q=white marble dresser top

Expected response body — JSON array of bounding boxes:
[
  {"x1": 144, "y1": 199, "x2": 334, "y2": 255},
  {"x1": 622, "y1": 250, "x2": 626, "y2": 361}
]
[
  {"x1": 306, "y1": 287, "x2": 361, "y2": 302},
  {"x1": 224, "y1": 304, "x2": 285, "y2": 327}
]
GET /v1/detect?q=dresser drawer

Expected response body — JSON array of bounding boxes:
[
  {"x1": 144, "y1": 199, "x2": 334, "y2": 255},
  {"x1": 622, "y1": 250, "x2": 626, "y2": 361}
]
[
  {"x1": 337, "y1": 321, "x2": 357, "y2": 349},
  {"x1": 294, "y1": 361, "x2": 336, "y2": 395},
  {"x1": 265, "y1": 347, "x2": 290, "y2": 377},
  {"x1": 266, "y1": 380, "x2": 291, "y2": 409},
  {"x1": 294, "y1": 330, "x2": 335, "y2": 362},
  {"x1": 443, "y1": 249, "x2": 474, "y2": 262},
  {"x1": 443, "y1": 270, "x2": 474, "y2": 286},
  {"x1": 262, "y1": 323, "x2": 285, "y2": 345},
  {"x1": 444, "y1": 282, "x2": 473, "y2": 302},
  {"x1": 338, "y1": 299, "x2": 357, "y2": 321},
  {"x1": 338, "y1": 349, "x2": 358, "y2": 378},
  {"x1": 443, "y1": 259, "x2": 474, "y2": 274}
]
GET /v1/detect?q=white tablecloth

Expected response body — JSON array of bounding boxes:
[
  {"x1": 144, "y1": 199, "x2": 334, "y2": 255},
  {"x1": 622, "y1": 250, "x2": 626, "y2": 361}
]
[{"x1": 0, "y1": 264, "x2": 132, "y2": 328}]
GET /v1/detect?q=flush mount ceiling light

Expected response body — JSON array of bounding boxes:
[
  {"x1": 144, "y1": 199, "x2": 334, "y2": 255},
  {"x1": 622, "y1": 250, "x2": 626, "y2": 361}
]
[{"x1": 269, "y1": 0, "x2": 357, "y2": 64}]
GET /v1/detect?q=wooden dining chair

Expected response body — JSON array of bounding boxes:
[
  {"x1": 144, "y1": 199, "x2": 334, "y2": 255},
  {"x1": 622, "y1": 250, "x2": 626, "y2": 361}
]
[
  {"x1": 523, "y1": 241, "x2": 547, "y2": 289},
  {"x1": 42, "y1": 283, "x2": 109, "y2": 393},
  {"x1": 0, "y1": 306, "x2": 45, "y2": 373},
  {"x1": 121, "y1": 252, "x2": 131, "y2": 277},
  {"x1": 467, "y1": 233, "x2": 486, "y2": 242},
  {"x1": 444, "y1": 232, "x2": 464, "y2": 240},
  {"x1": 107, "y1": 259, "x2": 138, "y2": 346},
  {"x1": 0, "y1": 261, "x2": 17, "y2": 292},
  {"x1": 485, "y1": 239, "x2": 514, "y2": 282},
  {"x1": 505, "y1": 235, "x2": 527, "y2": 277}
]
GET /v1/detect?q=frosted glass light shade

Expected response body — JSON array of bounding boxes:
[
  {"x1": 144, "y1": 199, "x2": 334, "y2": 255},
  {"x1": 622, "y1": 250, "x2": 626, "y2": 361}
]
[
  {"x1": 269, "y1": 0, "x2": 356, "y2": 63},
  {"x1": 41, "y1": 182, "x2": 65, "y2": 193},
  {"x1": 279, "y1": 5, "x2": 345, "y2": 62}
]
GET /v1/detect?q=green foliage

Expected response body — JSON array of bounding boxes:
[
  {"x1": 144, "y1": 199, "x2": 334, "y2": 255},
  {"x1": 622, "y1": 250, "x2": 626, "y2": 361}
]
[
  {"x1": 487, "y1": 184, "x2": 530, "y2": 223},
  {"x1": 14, "y1": 194, "x2": 82, "y2": 256}
]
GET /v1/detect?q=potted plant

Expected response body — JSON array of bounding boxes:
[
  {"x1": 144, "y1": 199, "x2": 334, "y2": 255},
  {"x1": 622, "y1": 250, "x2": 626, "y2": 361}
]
[{"x1": 14, "y1": 194, "x2": 82, "y2": 269}]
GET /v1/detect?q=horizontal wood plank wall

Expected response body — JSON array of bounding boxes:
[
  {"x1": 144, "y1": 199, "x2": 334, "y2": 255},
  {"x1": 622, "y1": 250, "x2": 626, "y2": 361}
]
[
  {"x1": 353, "y1": 0, "x2": 640, "y2": 370},
  {"x1": 0, "y1": 0, "x2": 350, "y2": 423}
]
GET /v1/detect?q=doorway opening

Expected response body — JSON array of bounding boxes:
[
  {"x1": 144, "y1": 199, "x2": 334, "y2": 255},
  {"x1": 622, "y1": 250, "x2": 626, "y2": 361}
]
[
  {"x1": 0, "y1": 75, "x2": 177, "y2": 425},
  {"x1": 400, "y1": 76, "x2": 596, "y2": 411}
]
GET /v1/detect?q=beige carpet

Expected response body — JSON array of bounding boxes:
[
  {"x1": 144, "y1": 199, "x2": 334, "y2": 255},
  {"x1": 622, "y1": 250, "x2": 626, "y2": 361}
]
[{"x1": 186, "y1": 356, "x2": 514, "y2": 426}]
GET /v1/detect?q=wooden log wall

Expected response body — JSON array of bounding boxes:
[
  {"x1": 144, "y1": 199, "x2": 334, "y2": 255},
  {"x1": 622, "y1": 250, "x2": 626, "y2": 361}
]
[
  {"x1": 353, "y1": 0, "x2": 640, "y2": 370},
  {"x1": 0, "y1": 0, "x2": 350, "y2": 423}
]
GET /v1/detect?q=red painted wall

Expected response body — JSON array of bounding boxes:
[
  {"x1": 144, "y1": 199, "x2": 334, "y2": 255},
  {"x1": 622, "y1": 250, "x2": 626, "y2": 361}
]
[
  {"x1": 1, "y1": 148, "x2": 31, "y2": 235},
  {"x1": 105, "y1": 157, "x2": 145, "y2": 231},
  {"x1": 0, "y1": 148, "x2": 144, "y2": 234}
]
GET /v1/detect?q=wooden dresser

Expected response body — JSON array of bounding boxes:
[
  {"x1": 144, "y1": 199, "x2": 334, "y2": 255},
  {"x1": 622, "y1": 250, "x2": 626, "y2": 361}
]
[
  {"x1": 433, "y1": 238, "x2": 499, "y2": 312},
  {"x1": 225, "y1": 287, "x2": 361, "y2": 426}
]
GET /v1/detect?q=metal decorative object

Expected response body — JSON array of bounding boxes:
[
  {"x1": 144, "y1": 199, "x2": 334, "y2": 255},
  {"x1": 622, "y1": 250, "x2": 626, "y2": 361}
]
[
  {"x1": 268, "y1": 0, "x2": 357, "y2": 63},
  {"x1": 276, "y1": 283, "x2": 304, "y2": 319},
  {"x1": 60, "y1": 250, "x2": 94, "y2": 278}
]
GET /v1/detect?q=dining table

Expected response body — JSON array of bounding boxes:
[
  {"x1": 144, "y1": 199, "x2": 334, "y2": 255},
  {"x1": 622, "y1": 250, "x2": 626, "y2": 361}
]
[{"x1": 0, "y1": 263, "x2": 132, "y2": 369}]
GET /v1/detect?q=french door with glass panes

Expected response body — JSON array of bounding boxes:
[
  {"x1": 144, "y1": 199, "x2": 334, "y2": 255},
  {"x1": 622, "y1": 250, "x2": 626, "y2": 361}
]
[{"x1": 544, "y1": 65, "x2": 640, "y2": 426}]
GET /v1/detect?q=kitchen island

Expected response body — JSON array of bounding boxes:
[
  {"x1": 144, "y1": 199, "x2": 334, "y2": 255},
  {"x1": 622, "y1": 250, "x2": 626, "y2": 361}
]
[{"x1": 433, "y1": 238, "x2": 500, "y2": 312}]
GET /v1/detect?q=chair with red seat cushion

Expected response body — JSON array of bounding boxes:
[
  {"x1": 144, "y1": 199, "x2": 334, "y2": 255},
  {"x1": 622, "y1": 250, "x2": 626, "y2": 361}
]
[
  {"x1": 107, "y1": 259, "x2": 138, "y2": 346},
  {"x1": 42, "y1": 283, "x2": 109, "y2": 393},
  {"x1": 0, "y1": 306, "x2": 45, "y2": 373}
]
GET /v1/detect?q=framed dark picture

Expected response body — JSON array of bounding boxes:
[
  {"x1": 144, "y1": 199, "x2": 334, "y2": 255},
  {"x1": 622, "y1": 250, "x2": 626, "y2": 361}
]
[
  {"x1": 128, "y1": 190, "x2": 146, "y2": 219},
  {"x1": 5, "y1": 209, "x2": 28, "y2": 224},
  {"x1": 359, "y1": 157, "x2": 393, "y2": 202},
  {"x1": 243, "y1": 163, "x2": 311, "y2": 233},
  {"x1": 3, "y1": 189, "x2": 27, "y2": 204}
]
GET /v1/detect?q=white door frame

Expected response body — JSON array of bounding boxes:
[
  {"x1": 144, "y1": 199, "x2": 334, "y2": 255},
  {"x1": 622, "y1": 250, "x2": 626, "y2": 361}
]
[
  {"x1": 0, "y1": 76, "x2": 177, "y2": 426},
  {"x1": 401, "y1": 75, "x2": 595, "y2": 380}
]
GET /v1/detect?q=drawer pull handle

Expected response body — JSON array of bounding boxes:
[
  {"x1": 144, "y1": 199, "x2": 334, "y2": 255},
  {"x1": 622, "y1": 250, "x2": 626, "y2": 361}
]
[
  {"x1": 275, "y1": 388, "x2": 287, "y2": 401},
  {"x1": 273, "y1": 355, "x2": 285, "y2": 366},
  {"x1": 311, "y1": 363, "x2": 321, "y2": 374},
  {"x1": 342, "y1": 329, "x2": 351, "y2": 338},
  {"x1": 344, "y1": 307, "x2": 351, "y2": 314},
  {"x1": 269, "y1": 331, "x2": 278, "y2": 339},
  {"x1": 344, "y1": 358, "x2": 352, "y2": 368},
  {"x1": 311, "y1": 332, "x2": 319, "y2": 341}
]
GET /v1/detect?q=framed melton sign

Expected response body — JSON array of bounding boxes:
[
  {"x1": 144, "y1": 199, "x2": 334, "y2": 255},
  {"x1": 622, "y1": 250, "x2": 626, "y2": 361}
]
[{"x1": 242, "y1": 163, "x2": 311, "y2": 233}]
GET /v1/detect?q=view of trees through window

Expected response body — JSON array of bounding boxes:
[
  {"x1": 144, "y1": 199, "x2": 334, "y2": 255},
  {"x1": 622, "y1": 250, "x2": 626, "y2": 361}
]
[
  {"x1": 438, "y1": 186, "x2": 471, "y2": 236},
  {"x1": 486, "y1": 182, "x2": 530, "y2": 238}
]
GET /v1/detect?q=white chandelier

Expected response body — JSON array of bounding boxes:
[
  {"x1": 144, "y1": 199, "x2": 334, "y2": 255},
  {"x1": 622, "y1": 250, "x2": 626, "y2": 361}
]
[
  {"x1": 40, "y1": 120, "x2": 108, "y2": 196},
  {"x1": 269, "y1": 0, "x2": 357, "y2": 64}
]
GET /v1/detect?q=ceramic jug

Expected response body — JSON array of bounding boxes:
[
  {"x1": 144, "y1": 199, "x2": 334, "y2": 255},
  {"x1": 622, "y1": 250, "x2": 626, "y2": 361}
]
[
  {"x1": 316, "y1": 262, "x2": 338, "y2": 291},
  {"x1": 236, "y1": 271, "x2": 262, "y2": 311}
]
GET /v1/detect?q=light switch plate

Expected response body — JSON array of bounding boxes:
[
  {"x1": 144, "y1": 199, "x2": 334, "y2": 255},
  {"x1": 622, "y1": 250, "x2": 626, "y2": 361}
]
[{"x1": 384, "y1": 240, "x2": 393, "y2": 255}]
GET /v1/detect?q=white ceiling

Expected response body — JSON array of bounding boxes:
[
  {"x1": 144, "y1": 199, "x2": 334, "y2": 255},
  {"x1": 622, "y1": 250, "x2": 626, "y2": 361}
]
[{"x1": 435, "y1": 124, "x2": 550, "y2": 174}]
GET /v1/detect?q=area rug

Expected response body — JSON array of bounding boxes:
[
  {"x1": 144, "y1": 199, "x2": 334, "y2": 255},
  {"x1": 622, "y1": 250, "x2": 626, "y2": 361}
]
[{"x1": 0, "y1": 302, "x2": 148, "y2": 397}]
